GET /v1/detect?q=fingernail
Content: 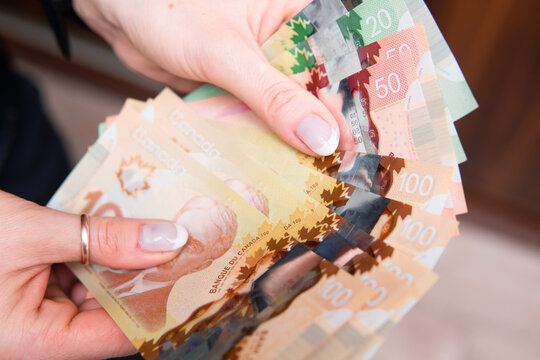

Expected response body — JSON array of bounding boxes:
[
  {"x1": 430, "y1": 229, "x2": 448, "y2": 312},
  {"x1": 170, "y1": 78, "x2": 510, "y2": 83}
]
[
  {"x1": 296, "y1": 115, "x2": 339, "y2": 156},
  {"x1": 139, "y1": 223, "x2": 188, "y2": 252}
]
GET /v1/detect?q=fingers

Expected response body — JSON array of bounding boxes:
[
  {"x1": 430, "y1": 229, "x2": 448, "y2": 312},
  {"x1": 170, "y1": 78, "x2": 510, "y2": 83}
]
[
  {"x1": 37, "y1": 305, "x2": 136, "y2": 360},
  {"x1": 211, "y1": 47, "x2": 341, "y2": 156},
  {"x1": 110, "y1": 35, "x2": 202, "y2": 94},
  {"x1": 251, "y1": 0, "x2": 313, "y2": 43},
  {"x1": 0, "y1": 191, "x2": 189, "y2": 270},
  {"x1": 70, "y1": 283, "x2": 89, "y2": 306},
  {"x1": 45, "y1": 272, "x2": 70, "y2": 303},
  {"x1": 74, "y1": 0, "x2": 201, "y2": 94},
  {"x1": 53, "y1": 264, "x2": 89, "y2": 305},
  {"x1": 67, "y1": 309, "x2": 137, "y2": 360},
  {"x1": 53, "y1": 264, "x2": 78, "y2": 294},
  {"x1": 79, "y1": 298, "x2": 102, "y2": 312},
  {"x1": 87, "y1": 216, "x2": 189, "y2": 269},
  {"x1": 31, "y1": 279, "x2": 134, "y2": 360}
]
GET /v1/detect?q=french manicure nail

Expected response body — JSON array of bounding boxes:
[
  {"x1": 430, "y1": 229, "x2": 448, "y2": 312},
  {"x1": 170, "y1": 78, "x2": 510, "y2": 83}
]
[
  {"x1": 296, "y1": 115, "x2": 339, "y2": 156},
  {"x1": 139, "y1": 223, "x2": 188, "y2": 252}
]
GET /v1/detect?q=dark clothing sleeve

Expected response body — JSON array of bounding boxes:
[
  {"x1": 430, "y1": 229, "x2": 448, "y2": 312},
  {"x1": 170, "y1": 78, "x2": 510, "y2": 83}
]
[{"x1": 0, "y1": 44, "x2": 70, "y2": 205}]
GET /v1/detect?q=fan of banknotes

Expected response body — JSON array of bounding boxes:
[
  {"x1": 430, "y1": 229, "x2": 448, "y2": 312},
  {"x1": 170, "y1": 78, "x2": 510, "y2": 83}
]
[{"x1": 48, "y1": 0, "x2": 477, "y2": 359}]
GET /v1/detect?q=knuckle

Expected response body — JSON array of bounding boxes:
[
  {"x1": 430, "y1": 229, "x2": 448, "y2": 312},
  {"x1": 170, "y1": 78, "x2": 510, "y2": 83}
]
[
  {"x1": 261, "y1": 81, "x2": 299, "y2": 119},
  {"x1": 94, "y1": 218, "x2": 121, "y2": 257}
]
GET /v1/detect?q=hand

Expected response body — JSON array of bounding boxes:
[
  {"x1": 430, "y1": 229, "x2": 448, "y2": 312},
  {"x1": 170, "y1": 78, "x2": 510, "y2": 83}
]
[
  {"x1": 0, "y1": 191, "x2": 188, "y2": 359},
  {"x1": 74, "y1": 0, "x2": 341, "y2": 156}
]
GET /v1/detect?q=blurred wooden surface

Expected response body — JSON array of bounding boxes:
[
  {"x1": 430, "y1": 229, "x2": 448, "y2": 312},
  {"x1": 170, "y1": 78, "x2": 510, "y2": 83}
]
[{"x1": 426, "y1": 0, "x2": 540, "y2": 228}]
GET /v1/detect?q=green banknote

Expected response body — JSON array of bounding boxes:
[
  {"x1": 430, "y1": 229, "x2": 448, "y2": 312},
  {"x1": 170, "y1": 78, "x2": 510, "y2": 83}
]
[
  {"x1": 261, "y1": 0, "x2": 363, "y2": 60},
  {"x1": 403, "y1": 0, "x2": 477, "y2": 121}
]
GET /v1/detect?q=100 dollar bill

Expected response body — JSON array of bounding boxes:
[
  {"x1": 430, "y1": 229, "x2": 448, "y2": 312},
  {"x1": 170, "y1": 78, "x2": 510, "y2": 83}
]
[
  {"x1": 200, "y1": 244, "x2": 377, "y2": 359},
  {"x1": 307, "y1": 239, "x2": 437, "y2": 359},
  {"x1": 232, "y1": 237, "x2": 428, "y2": 360},
  {"x1": 289, "y1": 237, "x2": 435, "y2": 359},
  {"x1": 196, "y1": 117, "x2": 458, "y2": 268}
]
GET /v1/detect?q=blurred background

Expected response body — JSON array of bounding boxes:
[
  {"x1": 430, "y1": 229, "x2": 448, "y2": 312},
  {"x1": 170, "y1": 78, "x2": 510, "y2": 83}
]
[{"x1": 0, "y1": 1, "x2": 539, "y2": 359}]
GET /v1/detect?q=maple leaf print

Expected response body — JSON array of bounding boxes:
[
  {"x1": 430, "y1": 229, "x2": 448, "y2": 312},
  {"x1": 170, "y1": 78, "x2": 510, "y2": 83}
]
[
  {"x1": 116, "y1": 155, "x2": 155, "y2": 198},
  {"x1": 337, "y1": 10, "x2": 364, "y2": 46},
  {"x1": 297, "y1": 226, "x2": 323, "y2": 242},
  {"x1": 266, "y1": 236, "x2": 293, "y2": 252},
  {"x1": 359, "y1": 41, "x2": 384, "y2": 68},
  {"x1": 351, "y1": 254, "x2": 377, "y2": 274},
  {"x1": 306, "y1": 66, "x2": 329, "y2": 95},
  {"x1": 251, "y1": 247, "x2": 267, "y2": 263},
  {"x1": 235, "y1": 265, "x2": 253, "y2": 283},
  {"x1": 138, "y1": 339, "x2": 161, "y2": 359},
  {"x1": 227, "y1": 342, "x2": 244, "y2": 360},
  {"x1": 385, "y1": 157, "x2": 407, "y2": 177},
  {"x1": 367, "y1": 240, "x2": 394, "y2": 261},
  {"x1": 392, "y1": 202, "x2": 414, "y2": 221},
  {"x1": 320, "y1": 260, "x2": 340, "y2": 277},
  {"x1": 244, "y1": 252, "x2": 262, "y2": 269},
  {"x1": 318, "y1": 213, "x2": 347, "y2": 237},
  {"x1": 289, "y1": 15, "x2": 313, "y2": 44},
  {"x1": 366, "y1": 203, "x2": 412, "y2": 241},
  {"x1": 375, "y1": 157, "x2": 404, "y2": 196},
  {"x1": 345, "y1": 0, "x2": 363, "y2": 8},
  {"x1": 312, "y1": 152, "x2": 341, "y2": 172},
  {"x1": 320, "y1": 184, "x2": 352, "y2": 206},
  {"x1": 290, "y1": 46, "x2": 315, "y2": 74},
  {"x1": 330, "y1": 185, "x2": 357, "y2": 208}
]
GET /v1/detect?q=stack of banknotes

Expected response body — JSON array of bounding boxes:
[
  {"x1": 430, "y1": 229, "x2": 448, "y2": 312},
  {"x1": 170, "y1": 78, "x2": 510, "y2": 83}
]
[{"x1": 48, "y1": 0, "x2": 477, "y2": 359}]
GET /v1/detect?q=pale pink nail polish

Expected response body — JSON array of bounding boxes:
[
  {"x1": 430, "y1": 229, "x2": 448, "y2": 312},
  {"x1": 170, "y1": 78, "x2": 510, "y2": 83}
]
[{"x1": 296, "y1": 115, "x2": 339, "y2": 156}]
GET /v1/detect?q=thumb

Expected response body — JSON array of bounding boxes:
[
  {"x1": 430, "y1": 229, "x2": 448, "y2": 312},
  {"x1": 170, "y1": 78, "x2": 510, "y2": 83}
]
[
  {"x1": 213, "y1": 47, "x2": 341, "y2": 156},
  {"x1": 1, "y1": 192, "x2": 187, "y2": 270}
]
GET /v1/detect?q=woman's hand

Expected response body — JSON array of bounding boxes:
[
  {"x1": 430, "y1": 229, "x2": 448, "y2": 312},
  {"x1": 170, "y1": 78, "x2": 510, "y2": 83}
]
[
  {"x1": 0, "y1": 191, "x2": 188, "y2": 359},
  {"x1": 74, "y1": 0, "x2": 341, "y2": 156}
]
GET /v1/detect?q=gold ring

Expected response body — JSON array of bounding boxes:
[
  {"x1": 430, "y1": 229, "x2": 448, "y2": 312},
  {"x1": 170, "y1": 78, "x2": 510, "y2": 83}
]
[{"x1": 80, "y1": 214, "x2": 90, "y2": 265}]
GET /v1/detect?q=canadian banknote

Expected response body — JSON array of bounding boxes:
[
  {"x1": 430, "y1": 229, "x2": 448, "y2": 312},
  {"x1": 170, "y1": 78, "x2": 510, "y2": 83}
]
[
  {"x1": 306, "y1": 238, "x2": 437, "y2": 360},
  {"x1": 262, "y1": 0, "x2": 362, "y2": 60}
]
